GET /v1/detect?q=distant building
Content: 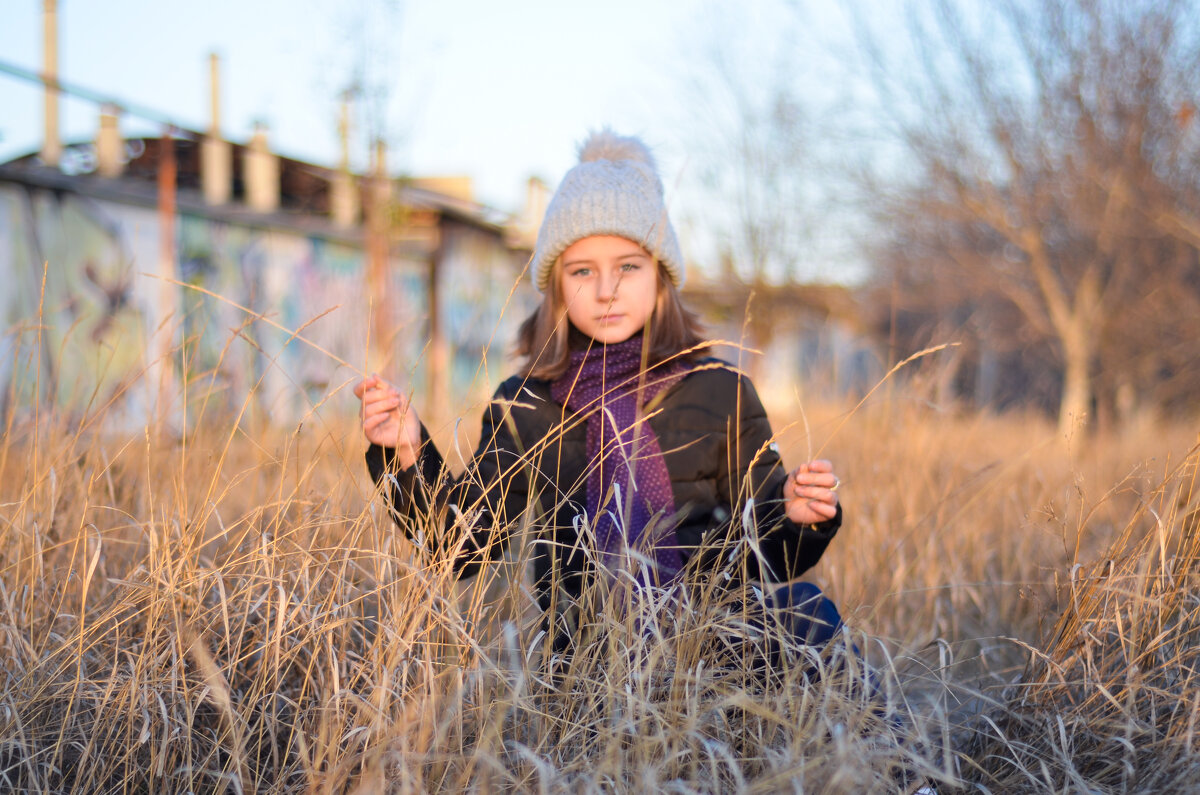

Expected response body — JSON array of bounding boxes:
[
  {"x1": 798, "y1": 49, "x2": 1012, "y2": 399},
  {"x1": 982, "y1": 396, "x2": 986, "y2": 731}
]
[{"x1": 681, "y1": 279, "x2": 883, "y2": 410}]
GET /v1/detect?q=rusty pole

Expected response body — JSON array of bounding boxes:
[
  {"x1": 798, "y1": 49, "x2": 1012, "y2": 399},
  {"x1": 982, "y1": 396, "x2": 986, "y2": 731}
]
[
  {"x1": 158, "y1": 129, "x2": 176, "y2": 286},
  {"x1": 155, "y1": 128, "x2": 177, "y2": 424},
  {"x1": 427, "y1": 221, "x2": 447, "y2": 415}
]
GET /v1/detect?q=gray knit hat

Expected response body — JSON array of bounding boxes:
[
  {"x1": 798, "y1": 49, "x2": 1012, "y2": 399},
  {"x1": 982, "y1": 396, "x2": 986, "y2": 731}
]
[{"x1": 532, "y1": 129, "x2": 684, "y2": 292}]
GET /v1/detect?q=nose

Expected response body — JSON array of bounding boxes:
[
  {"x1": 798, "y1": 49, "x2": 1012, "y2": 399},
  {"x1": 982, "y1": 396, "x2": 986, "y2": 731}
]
[{"x1": 596, "y1": 268, "x2": 620, "y2": 302}]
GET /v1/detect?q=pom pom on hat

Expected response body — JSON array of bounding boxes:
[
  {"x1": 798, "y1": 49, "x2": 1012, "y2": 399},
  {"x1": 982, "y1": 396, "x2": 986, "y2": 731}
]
[
  {"x1": 531, "y1": 128, "x2": 684, "y2": 292},
  {"x1": 577, "y1": 129, "x2": 658, "y2": 169}
]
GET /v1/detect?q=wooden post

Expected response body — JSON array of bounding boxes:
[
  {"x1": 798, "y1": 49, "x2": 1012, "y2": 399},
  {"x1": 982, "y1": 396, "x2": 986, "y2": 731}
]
[{"x1": 366, "y1": 139, "x2": 390, "y2": 368}]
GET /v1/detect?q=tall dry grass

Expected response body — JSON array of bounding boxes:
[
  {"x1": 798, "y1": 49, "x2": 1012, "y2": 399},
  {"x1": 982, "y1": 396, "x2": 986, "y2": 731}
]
[{"x1": 1, "y1": 341, "x2": 1197, "y2": 793}]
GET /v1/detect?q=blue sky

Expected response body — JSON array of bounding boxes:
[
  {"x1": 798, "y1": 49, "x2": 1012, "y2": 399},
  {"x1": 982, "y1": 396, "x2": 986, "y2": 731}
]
[{"x1": 0, "y1": 0, "x2": 751, "y2": 212}]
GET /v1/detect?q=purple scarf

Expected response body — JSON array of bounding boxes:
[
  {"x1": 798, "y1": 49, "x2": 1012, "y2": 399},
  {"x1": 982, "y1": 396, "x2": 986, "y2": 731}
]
[{"x1": 551, "y1": 336, "x2": 687, "y2": 583}]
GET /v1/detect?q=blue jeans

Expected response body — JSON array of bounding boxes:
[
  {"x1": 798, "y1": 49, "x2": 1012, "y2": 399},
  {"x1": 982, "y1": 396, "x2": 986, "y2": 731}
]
[
  {"x1": 765, "y1": 581, "x2": 844, "y2": 646},
  {"x1": 752, "y1": 581, "x2": 847, "y2": 674}
]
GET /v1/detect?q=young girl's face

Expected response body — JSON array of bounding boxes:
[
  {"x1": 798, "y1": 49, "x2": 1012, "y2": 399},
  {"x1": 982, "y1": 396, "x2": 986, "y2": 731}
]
[{"x1": 558, "y1": 235, "x2": 660, "y2": 345}]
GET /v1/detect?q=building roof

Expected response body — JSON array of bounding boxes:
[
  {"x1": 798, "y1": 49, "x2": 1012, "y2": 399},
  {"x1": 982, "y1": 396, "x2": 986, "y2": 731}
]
[{"x1": 0, "y1": 133, "x2": 517, "y2": 246}]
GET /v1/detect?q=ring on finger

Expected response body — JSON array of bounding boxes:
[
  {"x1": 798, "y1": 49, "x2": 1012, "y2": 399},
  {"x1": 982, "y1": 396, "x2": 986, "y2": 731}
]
[{"x1": 830, "y1": 476, "x2": 841, "y2": 492}]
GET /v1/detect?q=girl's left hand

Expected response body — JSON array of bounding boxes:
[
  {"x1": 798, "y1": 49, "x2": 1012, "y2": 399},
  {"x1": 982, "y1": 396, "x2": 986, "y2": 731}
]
[{"x1": 784, "y1": 459, "x2": 840, "y2": 526}]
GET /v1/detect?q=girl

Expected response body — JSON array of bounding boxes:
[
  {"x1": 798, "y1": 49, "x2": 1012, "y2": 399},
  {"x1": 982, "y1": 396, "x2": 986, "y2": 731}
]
[{"x1": 354, "y1": 130, "x2": 844, "y2": 657}]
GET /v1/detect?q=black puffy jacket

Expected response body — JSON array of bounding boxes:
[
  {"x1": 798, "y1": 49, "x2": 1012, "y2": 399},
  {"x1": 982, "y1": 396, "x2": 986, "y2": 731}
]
[{"x1": 366, "y1": 360, "x2": 841, "y2": 616}]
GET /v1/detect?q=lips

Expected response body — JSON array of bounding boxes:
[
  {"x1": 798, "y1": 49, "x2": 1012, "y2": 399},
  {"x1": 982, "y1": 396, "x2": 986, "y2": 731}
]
[{"x1": 597, "y1": 313, "x2": 624, "y2": 324}]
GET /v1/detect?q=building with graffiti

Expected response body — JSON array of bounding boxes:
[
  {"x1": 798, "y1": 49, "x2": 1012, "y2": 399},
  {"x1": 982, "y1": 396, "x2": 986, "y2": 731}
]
[{"x1": 0, "y1": 130, "x2": 537, "y2": 429}]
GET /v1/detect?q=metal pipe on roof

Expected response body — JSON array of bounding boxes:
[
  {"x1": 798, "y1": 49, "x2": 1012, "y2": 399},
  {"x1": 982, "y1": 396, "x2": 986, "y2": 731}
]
[
  {"x1": 42, "y1": 0, "x2": 61, "y2": 167},
  {"x1": 245, "y1": 122, "x2": 279, "y2": 212},
  {"x1": 209, "y1": 52, "x2": 221, "y2": 136},
  {"x1": 202, "y1": 53, "x2": 232, "y2": 205},
  {"x1": 96, "y1": 104, "x2": 123, "y2": 178}
]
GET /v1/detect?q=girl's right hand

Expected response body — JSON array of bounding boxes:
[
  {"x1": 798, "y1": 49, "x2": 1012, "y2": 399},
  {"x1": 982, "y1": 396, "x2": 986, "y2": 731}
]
[{"x1": 353, "y1": 374, "x2": 422, "y2": 469}]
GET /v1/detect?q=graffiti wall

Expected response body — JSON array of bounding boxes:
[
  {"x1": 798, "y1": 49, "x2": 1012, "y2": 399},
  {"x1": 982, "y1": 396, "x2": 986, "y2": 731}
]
[{"x1": 0, "y1": 181, "x2": 530, "y2": 429}]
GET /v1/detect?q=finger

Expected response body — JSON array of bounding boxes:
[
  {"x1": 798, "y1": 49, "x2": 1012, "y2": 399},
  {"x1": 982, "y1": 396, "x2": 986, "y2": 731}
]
[
  {"x1": 362, "y1": 390, "x2": 402, "y2": 411},
  {"x1": 356, "y1": 375, "x2": 388, "y2": 398},
  {"x1": 795, "y1": 483, "x2": 839, "y2": 504},
  {"x1": 794, "y1": 466, "x2": 838, "y2": 488},
  {"x1": 800, "y1": 472, "x2": 838, "y2": 489},
  {"x1": 805, "y1": 459, "x2": 833, "y2": 474},
  {"x1": 807, "y1": 499, "x2": 838, "y2": 520},
  {"x1": 361, "y1": 403, "x2": 394, "y2": 425},
  {"x1": 362, "y1": 401, "x2": 395, "y2": 421},
  {"x1": 793, "y1": 470, "x2": 832, "y2": 490},
  {"x1": 362, "y1": 395, "x2": 400, "y2": 421},
  {"x1": 364, "y1": 412, "x2": 392, "y2": 433}
]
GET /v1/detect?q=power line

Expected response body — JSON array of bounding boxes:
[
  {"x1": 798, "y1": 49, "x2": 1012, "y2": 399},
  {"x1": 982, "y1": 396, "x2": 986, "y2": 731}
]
[{"x1": 0, "y1": 57, "x2": 198, "y2": 135}]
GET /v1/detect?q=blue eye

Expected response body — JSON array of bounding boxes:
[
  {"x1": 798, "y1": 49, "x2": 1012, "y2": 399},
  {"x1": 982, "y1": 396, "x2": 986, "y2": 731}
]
[{"x1": 621, "y1": 262, "x2": 641, "y2": 272}]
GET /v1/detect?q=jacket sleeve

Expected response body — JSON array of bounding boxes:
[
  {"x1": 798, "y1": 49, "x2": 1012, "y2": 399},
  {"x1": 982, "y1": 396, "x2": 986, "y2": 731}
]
[
  {"x1": 719, "y1": 372, "x2": 841, "y2": 582},
  {"x1": 364, "y1": 381, "x2": 533, "y2": 577}
]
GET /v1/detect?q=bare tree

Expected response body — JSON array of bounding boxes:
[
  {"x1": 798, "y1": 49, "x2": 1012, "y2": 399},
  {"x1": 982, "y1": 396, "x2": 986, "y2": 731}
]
[
  {"x1": 850, "y1": 0, "x2": 1200, "y2": 433},
  {"x1": 678, "y1": 4, "x2": 825, "y2": 287},
  {"x1": 670, "y1": 2, "x2": 874, "y2": 394}
]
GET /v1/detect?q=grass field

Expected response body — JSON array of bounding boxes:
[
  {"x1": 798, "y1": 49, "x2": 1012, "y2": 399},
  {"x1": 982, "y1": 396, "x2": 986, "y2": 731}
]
[{"x1": 1, "y1": 358, "x2": 1197, "y2": 793}]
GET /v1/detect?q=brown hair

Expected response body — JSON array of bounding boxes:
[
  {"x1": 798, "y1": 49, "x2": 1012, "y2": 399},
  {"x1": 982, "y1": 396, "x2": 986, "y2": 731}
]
[{"x1": 515, "y1": 262, "x2": 708, "y2": 380}]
